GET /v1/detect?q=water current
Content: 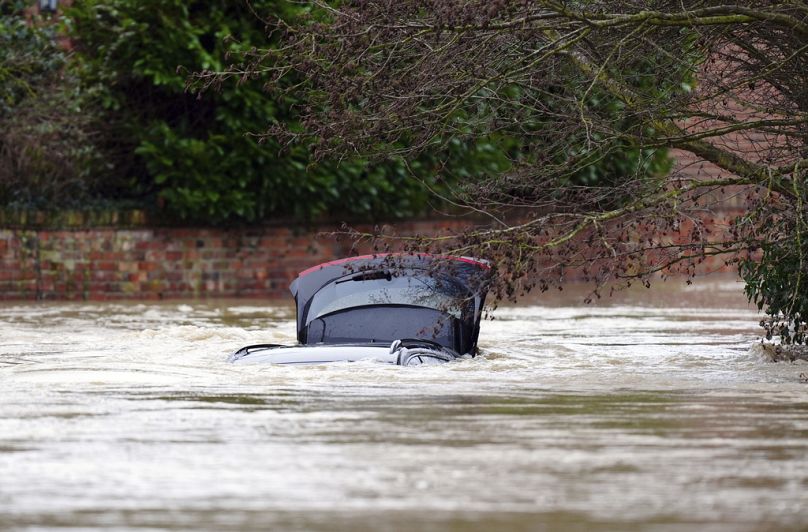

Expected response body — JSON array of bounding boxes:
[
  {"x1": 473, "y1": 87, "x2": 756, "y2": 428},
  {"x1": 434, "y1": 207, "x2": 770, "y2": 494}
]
[{"x1": 1, "y1": 278, "x2": 807, "y2": 531}]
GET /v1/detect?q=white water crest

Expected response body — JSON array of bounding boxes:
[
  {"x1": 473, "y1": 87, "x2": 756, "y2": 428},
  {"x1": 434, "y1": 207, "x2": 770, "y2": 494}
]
[{"x1": 1, "y1": 277, "x2": 807, "y2": 531}]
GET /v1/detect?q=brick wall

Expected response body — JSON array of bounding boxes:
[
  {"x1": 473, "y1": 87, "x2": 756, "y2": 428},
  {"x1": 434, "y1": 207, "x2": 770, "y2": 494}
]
[
  {"x1": 0, "y1": 210, "x2": 744, "y2": 301},
  {"x1": 0, "y1": 217, "x2": 478, "y2": 301},
  {"x1": 0, "y1": 227, "x2": 316, "y2": 300}
]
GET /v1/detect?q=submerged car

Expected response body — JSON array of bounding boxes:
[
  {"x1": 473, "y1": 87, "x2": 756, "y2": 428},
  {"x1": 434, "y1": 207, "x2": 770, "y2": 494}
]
[{"x1": 230, "y1": 253, "x2": 490, "y2": 366}]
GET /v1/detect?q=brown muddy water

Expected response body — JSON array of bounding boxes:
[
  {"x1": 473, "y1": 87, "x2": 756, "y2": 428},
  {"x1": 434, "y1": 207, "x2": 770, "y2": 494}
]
[{"x1": 1, "y1": 278, "x2": 807, "y2": 531}]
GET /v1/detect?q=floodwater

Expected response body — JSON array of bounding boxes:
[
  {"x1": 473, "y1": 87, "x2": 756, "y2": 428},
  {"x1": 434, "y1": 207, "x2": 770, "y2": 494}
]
[{"x1": 1, "y1": 278, "x2": 807, "y2": 531}]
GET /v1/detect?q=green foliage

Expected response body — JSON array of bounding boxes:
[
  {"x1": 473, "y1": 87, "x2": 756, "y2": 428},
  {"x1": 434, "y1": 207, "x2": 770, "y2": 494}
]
[
  {"x1": 65, "y1": 0, "x2": 462, "y2": 223},
  {"x1": 1, "y1": 0, "x2": 674, "y2": 222},
  {"x1": 0, "y1": 1, "x2": 106, "y2": 206},
  {"x1": 0, "y1": 2, "x2": 58, "y2": 112},
  {"x1": 740, "y1": 178, "x2": 808, "y2": 345},
  {"x1": 741, "y1": 242, "x2": 807, "y2": 345}
]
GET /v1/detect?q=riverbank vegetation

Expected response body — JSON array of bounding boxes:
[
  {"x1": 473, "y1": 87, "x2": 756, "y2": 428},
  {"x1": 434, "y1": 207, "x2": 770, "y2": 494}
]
[{"x1": 195, "y1": 1, "x2": 808, "y2": 344}]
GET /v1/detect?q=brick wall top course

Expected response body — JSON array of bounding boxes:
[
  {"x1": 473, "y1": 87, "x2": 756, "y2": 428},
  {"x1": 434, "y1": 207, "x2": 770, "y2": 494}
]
[{"x1": 0, "y1": 206, "x2": 742, "y2": 302}]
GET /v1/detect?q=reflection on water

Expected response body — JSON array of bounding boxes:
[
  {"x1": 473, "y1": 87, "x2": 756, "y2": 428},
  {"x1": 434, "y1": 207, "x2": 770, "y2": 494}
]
[{"x1": 1, "y1": 277, "x2": 807, "y2": 531}]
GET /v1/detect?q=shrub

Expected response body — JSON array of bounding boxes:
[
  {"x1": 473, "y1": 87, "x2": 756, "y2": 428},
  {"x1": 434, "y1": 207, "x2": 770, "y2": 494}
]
[{"x1": 0, "y1": 1, "x2": 106, "y2": 207}]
